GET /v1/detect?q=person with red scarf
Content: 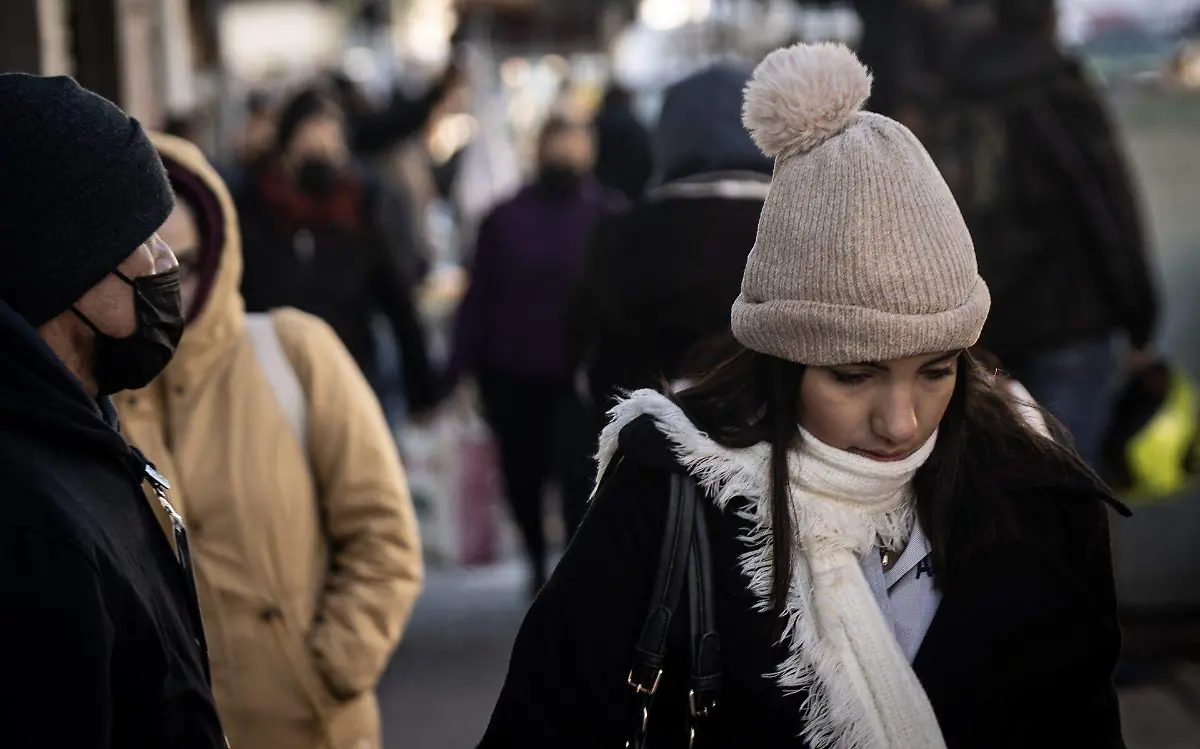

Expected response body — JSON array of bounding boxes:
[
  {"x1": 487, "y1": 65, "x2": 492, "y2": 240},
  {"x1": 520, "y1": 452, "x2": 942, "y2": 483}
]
[{"x1": 231, "y1": 87, "x2": 440, "y2": 414}]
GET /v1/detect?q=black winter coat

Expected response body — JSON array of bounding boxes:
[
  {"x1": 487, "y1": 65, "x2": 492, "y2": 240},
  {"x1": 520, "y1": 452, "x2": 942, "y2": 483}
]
[
  {"x1": 0, "y1": 300, "x2": 226, "y2": 748},
  {"x1": 479, "y1": 414, "x2": 1126, "y2": 748},
  {"x1": 948, "y1": 30, "x2": 1158, "y2": 359}
]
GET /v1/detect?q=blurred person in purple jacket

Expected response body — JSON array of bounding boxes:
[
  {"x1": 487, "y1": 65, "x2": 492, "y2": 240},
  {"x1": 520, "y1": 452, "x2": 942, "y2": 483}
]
[{"x1": 449, "y1": 115, "x2": 625, "y2": 594}]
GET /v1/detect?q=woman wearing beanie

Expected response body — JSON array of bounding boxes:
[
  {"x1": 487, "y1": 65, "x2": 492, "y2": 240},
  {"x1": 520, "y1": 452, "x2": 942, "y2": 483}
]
[{"x1": 479, "y1": 43, "x2": 1126, "y2": 749}]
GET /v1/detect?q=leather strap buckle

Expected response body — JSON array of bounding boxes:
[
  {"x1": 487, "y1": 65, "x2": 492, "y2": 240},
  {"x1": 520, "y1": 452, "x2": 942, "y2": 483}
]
[
  {"x1": 689, "y1": 689, "x2": 717, "y2": 719},
  {"x1": 627, "y1": 667, "x2": 663, "y2": 696}
]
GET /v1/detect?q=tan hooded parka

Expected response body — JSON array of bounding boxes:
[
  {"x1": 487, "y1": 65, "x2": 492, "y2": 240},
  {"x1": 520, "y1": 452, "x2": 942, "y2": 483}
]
[{"x1": 116, "y1": 133, "x2": 422, "y2": 749}]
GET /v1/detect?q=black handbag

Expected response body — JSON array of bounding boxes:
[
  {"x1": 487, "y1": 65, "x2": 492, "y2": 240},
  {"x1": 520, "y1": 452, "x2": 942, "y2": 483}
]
[{"x1": 625, "y1": 474, "x2": 721, "y2": 748}]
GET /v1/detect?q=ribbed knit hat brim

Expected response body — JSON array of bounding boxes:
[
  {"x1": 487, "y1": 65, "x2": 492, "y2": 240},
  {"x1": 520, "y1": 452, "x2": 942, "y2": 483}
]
[{"x1": 732, "y1": 280, "x2": 991, "y2": 367}]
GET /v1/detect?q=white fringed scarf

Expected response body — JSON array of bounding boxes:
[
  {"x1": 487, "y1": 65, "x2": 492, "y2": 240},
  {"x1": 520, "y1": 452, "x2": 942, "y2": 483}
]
[{"x1": 596, "y1": 390, "x2": 946, "y2": 749}]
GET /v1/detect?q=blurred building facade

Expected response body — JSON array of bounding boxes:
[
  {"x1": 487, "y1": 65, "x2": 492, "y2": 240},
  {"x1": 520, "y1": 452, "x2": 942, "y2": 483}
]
[{"x1": 1, "y1": 0, "x2": 221, "y2": 146}]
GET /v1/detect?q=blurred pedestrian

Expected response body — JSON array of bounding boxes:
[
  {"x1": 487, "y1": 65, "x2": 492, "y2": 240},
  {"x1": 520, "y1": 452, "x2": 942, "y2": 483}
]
[
  {"x1": 329, "y1": 71, "x2": 450, "y2": 283},
  {"x1": 572, "y1": 62, "x2": 774, "y2": 413},
  {"x1": 231, "y1": 87, "x2": 441, "y2": 414},
  {"x1": 115, "y1": 132, "x2": 422, "y2": 749},
  {"x1": 231, "y1": 90, "x2": 277, "y2": 174},
  {"x1": 481, "y1": 43, "x2": 1126, "y2": 748},
  {"x1": 0, "y1": 74, "x2": 225, "y2": 747},
  {"x1": 937, "y1": 0, "x2": 1159, "y2": 462},
  {"x1": 592, "y1": 83, "x2": 653, "y2": 202},
  {"x1": 449, "y1": 115, "x2": 625, "y2": 595},
  {"x1": 331, "y1": 62, "x2": 462, "y2": 158}
]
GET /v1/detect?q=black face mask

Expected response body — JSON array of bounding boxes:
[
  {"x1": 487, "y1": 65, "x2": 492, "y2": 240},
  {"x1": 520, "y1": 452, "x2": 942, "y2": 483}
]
[
  {"x1": 72, "y1": 269, "x2": 185, "y2": 396},
  {"x1": 296, "y1": 158, "x2": 341, "y2": 200},
  {"x1": 536, "y1": 164, "x2": 585, "y2": 197}
]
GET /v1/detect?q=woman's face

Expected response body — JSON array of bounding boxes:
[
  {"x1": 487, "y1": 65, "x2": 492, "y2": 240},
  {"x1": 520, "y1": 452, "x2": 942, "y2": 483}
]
[
  {"x1": 539, "y1": 126, "x2": 595, "y2": 175},
  {"x1": 800, "y1": 351, "x2": 960, "y2": 461},
  {"x1": 283, "y1": 114, "x2": 349, "y2": 174}
]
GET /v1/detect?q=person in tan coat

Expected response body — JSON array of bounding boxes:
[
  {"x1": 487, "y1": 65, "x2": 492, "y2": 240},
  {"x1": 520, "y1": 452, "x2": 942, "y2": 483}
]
[{"x1": 115, "y1": 132, "x2": 423, "y2": 749}]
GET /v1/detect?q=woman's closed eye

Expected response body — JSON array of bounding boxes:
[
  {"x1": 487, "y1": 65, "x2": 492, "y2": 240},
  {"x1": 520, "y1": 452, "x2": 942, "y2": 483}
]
[
  {"x1": 831, "y1": 370, "x2": 872, "y2": 386},
  {"x1": 830, "y1": 366, "x2": 955, "y2": 386},
  {"x1": 176, "y1": 251, "x2": 201, "y2": 276},
  {"x1": 922, "y1": 366, "x2": 956, "y2": 382}
]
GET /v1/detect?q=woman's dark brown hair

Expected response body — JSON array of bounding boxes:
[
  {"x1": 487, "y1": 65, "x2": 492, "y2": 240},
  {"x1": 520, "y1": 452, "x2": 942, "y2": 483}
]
[{"x1": 670, "y1": 337, "x2": 1107, "y2": 614}]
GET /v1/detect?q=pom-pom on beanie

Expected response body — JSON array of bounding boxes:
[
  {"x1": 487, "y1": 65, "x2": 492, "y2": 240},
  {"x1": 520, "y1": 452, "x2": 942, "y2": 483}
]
[{"x1": 732, "y1": 42, "x2": 990, "y2": 366}]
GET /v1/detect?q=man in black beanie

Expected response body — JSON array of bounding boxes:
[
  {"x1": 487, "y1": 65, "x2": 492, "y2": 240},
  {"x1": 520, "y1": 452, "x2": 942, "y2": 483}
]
[{"x1": 0, "y1": 73, "x2": 227, "y2": 748}]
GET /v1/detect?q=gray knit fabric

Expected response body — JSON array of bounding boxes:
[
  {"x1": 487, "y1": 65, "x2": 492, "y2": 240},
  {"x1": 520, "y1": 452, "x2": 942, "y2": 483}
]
[{"x1": 732, "y1": 44, "x2": 990, "y2": 366}]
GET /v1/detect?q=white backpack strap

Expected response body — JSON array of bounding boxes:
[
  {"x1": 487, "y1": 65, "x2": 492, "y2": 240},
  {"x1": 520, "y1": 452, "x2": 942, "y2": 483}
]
[{"x1": 244, "y1": 312, "x2": 308, "y2": 452}]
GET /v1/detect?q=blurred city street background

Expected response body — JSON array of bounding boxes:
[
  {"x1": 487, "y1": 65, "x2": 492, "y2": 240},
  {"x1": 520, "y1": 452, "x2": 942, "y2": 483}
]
[{"x1": 6, "y1": 0, "x2": 1200, "y2": 747}]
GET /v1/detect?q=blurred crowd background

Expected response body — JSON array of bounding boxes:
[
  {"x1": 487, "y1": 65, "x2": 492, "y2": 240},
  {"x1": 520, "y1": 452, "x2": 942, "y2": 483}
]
[{"x1": 6, "y1": 0, "x2": 1200, "y2": 746}]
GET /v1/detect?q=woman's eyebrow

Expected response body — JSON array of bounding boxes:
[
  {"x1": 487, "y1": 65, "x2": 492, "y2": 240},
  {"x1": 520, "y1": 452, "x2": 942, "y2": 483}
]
[
  {"x1": 842, "y1": 352, "x2": 960, "y2": 372},
  {"x1": 918, "y1": 352, "x2": 960, "y2": 368},
  {"x1": 843, "y1": 361, "x2": 889, "y2": 372}
]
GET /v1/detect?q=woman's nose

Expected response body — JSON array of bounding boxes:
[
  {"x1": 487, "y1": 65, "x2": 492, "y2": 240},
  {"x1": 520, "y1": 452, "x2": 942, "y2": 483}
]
[{"x1": 871, "y1": 386, "x2": 919, "y2": 447}]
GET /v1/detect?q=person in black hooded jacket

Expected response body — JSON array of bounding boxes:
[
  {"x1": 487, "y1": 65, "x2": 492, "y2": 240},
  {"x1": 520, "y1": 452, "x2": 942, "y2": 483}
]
[
  {"x1": 571, "y1": 62, "x2": 775, "y2": 415},
  {"x1": 0, "y1": 74, "x2": 225, "y2": 748},
  {"x1": 936, "y1": 0, "x2": 1158, "y2": 464},
  {"x1": 592, "y1": 84, "x2": 654, "y2": 203}
]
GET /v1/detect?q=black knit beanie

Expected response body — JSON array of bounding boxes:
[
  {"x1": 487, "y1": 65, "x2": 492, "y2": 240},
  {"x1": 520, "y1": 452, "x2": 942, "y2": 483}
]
[{"x1": 0, "y1": 73, "x2": 174, "y2": 327}]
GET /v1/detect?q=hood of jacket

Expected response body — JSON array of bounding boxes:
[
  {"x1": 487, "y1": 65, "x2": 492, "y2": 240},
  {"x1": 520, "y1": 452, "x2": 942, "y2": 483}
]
[
  {"x1": 149, "y1": 132, "x2": 246, "y2": 386},
  {"x1": 951, "y1": 28, "x2": 1077, "y2": 98},
  {"x1": 0, "y1": 298, "x2": 130, "y2": 461},
  {"x1": 653, "y1": 62, "x2": 774, "y2": 185}
]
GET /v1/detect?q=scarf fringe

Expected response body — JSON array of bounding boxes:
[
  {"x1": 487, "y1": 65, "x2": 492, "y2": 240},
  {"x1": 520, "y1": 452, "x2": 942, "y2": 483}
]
[{"x1": 595, "y1": 390, "x2": 938, "y2": 749}]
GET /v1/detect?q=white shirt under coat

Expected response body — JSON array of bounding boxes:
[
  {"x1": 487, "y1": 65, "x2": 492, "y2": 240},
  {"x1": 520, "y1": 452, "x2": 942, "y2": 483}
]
[{"x1": 860, "y1": 519, "x2": 940, "y2": 663}]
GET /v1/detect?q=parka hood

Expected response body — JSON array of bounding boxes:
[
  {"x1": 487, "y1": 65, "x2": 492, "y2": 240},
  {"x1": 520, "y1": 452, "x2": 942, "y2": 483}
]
[
  {"x1": 148, "y1": 132, "x2": 246, "y2": 379},
  {"x1": 654, "y1": 63, "x2": 774, "y2": 185}
]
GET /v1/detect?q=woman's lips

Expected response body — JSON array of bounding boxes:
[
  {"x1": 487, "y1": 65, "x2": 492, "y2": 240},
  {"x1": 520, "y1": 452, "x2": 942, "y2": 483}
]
[{"x1": 850, "y1": 448, "x2": 911, "y2": 462}]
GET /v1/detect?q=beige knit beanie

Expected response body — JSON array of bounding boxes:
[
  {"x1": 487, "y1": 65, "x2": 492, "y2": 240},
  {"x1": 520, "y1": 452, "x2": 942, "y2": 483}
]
[{"x1": 731, "y1": 42, "x2": 990, "y2": 366}]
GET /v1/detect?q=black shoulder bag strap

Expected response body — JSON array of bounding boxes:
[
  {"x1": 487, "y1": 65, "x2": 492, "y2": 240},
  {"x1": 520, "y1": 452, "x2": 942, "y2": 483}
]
[
  {"x1": 687, "y1": 494, "x2": 720, "y2": 747},
  {"x1": 626, "y1": 475, "x2": 721, "y2": 749}
]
